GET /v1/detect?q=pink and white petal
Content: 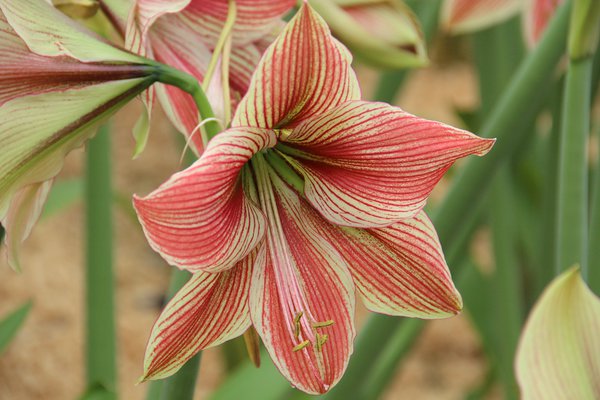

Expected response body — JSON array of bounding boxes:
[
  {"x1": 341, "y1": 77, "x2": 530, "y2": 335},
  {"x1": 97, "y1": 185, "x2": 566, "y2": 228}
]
[
  {"x1": 284, "y1": 101, "x2": 495, "y2": 227},
  {"x1": 133, "y1": 127, "x2": 277, "y2": 273},
  {"x1": 0, "y1": 0, "x2": 141, "y2": 63},
  {"x1": 127, "y1": 0, "x2": 189, "y2": 41},
  {"x1": 1, "y1": 180, "x2": 52, "y2": 271},
  {"x1": 183, "y1": 0, "x2": 295, "y2": 48},
  {"x1": 523, "y1": 0, "x2": 563, "y2": 47},
  {"x1": 143, "y1": 253, "x2": 255, "y2": 381},
  {"x1": 250, "y1": 163, "x2": 355, "y2": 394},
  {"x1": 229, "y1": 43, "x2": 262, "y2": 100},
  {"x1": 516, "y1": 267, "x2": 600, "y2": 399},
  {"x1": 150, "y1": 13, "x2": 213, "y2": 153},
  {"x1": 232, "y1": 3, "x2": 361, "y2": 129},
  {"x1": 441, "y1": 0, "x2": 521, "y2": 34},
  {"x1": 320, "y1": 211, "x2": 462, "y2": 318}
]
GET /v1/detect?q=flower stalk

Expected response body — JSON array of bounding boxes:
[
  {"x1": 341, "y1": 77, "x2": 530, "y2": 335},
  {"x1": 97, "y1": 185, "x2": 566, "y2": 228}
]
[{"x1": 85, "y1": 123, "x2": 117, "y2": 399}]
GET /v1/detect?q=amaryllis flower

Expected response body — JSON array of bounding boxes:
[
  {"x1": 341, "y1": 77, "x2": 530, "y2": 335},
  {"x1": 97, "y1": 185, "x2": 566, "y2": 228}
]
[
  {"x1": 0, "y1": 0, "x2": 157, "y2": 269},
  {"x1": 441, "y1": 0, "x2": 563, "y2": 46},
  {"x1": 100, "y1": 0, "x2": 295, "y2": 154},
  {"x1": 133, "y1": 3, "x2": 495, "y2": 394}
]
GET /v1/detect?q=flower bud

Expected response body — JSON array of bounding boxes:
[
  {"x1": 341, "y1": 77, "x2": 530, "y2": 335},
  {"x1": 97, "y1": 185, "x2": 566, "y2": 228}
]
[
  {"x1": 309, "y1": 0, "x2": 428, "y2": 69},
  {"x1": 52, "y1": 0, "x2": 99, "y2": 19}
]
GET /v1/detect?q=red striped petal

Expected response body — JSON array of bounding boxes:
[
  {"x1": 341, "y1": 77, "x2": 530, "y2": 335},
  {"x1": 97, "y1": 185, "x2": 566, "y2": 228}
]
[
  {"x1": 133, "y1": 127, "x2": 276, "y2": 273},
  {"x1": 283, "y1": 101, "x2": 495, "y2": 227},
  {"x1": 232, "y1": 3, "x2": 361, "y2": 129},
  {"x1": 143, "y1": 253, "x2": 255, "y2": 381},
  {"x1": 320, "y1": 211, "x2": 462, "y2": 318},
  {"x1": 524, "y1": 0, "x2": 563, "y2": 46},
  {"x1": 174, "y1": 0, "x2": 295, "y2": 48},
  {"x1": 441, "y1": 0, "x2": 521, "y2": 33},
  {"x1": 250, "y1": 162, "x2": 355, "y2": 394}
]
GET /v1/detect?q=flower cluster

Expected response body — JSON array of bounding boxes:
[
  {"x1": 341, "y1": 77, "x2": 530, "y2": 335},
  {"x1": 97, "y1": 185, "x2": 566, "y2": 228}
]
[{"x1": 0, "y1": 0, "x2": 494, "y2": 393}]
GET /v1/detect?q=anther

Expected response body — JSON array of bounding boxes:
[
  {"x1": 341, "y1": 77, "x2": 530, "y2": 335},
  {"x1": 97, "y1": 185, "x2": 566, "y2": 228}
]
[
  {"x1": 312, "y1": 320, "x2": 334, "y2": 329},
  {"x1": 315, "y1": 333, "x2": 329, "y2": 352},
  {"x1": 292, "y1": 340, "x2": 311, "y2": 352},
  {"x1": 293, "y1": 311, "x2": 304, "y2": 339}
]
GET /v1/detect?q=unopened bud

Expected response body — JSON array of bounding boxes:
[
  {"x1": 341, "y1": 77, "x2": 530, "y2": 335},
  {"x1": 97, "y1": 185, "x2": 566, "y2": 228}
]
[
  {"x1": 52, "y1": 0, "x2": 99, "y2": 19},
  {"x1": 309, "y1": 0, "x2": 428, "y2": 69}
]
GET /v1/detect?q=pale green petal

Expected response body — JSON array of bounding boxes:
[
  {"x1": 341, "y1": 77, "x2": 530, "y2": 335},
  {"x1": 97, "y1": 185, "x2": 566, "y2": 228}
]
[
  {"x1": 0, "y1": 78, "x2": 149, "y2": 224},
  {"x1": 516, "y1": 267, "x2": 600, "y2": 400},
  {"x1": 0, "y1": 0, "x2": 142, "y2": 62}
]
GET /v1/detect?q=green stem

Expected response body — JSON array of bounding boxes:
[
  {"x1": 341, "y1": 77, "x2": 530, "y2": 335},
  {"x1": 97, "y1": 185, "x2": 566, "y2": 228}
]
[
  {"x1": 152, "y1": 64, "x2": 221, "y2": 140},
  {"x1": 590, "y1": 122, "x2": 600, "y2": 294},
  {"x1": 555, "y1": 57, "x2": 592, "y2": 276},
  {"x1": 85, "y1": 123, "x2": 117, "y2": 399},
  {"x1": 323, "y1": 4, "x2": 571, "y2": 399}
]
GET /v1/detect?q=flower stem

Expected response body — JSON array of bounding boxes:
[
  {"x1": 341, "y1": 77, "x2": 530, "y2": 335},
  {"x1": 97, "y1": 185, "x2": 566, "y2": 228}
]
[
  {"x1": 555, "y1": 57, "x2": 593, "y2": 276},
  {"x1": 151, "y1": 64, "x2": 221, "y2": 140},
  {"x1": 85, "y1": 123, "x2": 117, "y2": 399}
]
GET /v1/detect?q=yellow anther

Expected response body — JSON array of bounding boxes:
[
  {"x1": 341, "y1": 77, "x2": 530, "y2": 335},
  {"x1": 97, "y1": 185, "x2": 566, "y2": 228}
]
[
  {"x1": 293, "y1": 311, "x2": 304, "y2": 339},
  {"x1": 315, "y1": 333, "x2": 329, "y2": 352},
  {"x1": 292, "y1": 340, "x2": 311, "y2": 352},
  {"x1": 312, "y1": 320, "x2": 334, "y2": 329}
]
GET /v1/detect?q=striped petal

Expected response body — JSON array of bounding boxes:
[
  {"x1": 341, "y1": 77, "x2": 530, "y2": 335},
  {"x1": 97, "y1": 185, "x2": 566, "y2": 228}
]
[
  {"x1": 143, "y1": 254, "x2": 254, "y2": 381},
  {"x1": 0, "y1": 0, "x2": 141, "y2": 62},
  {"x1": 523, "y1": 0, "x2": 563, "y2": 47},
  {"x1": 0, "y1": 79, "x2": 151, "y2": 269},
  {"x1": 133, "y1": 128, "x2": 277, "y2": 273},
  {"x1": 1, "y1": 181, "x2": 52, "y2": 271},
  {"x1": 322, "y1": 211, "x2": 462, "y2": 318},
  {"x1": 441, "y1": 0, "x2": 521, "y2": 34},
  {"x1": 250, "y1": 162, "x2": 355, "y2": 394},
  {"x1": 283, "y1": 101, "x2": 495, "y2": 228},
  {"x1": 232, "y1": 3, "x2": 361, "y2": 129},
  {"x1": 516, "y1": 267, "x2": 600, "y2": 399}
]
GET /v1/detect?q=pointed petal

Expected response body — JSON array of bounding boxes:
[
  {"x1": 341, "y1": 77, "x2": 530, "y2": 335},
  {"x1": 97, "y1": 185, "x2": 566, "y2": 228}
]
[
  {"x1": 322, "y1": 211, "x2": 461, "y2": 318},
  {"x1": 143, "y1": 254, "x2": 254, "y2": 381},
  {"x1": 516, "y1": 267, "x2": 600, "y2": 399},
  {"x1": 441, "y1": 0, "x2": 521, "y2": 34},
  {"x1": 1, "y1": 181, "x2": 52, "y2": 271},
  {"x1": 250, "y1": 162, "x2": 355, "y2": 394},
  {"x1": 133, "y1": 127, "x2": 277, "y2": 273},
  {"x1": 523, "y1": 0, "x2": 563, "y2": 47},
  {"x1": 0, "y1": 0, "x2": 141, "y2": 62},
  {"x1": 283, "y1": 101, "x2": 495, "y2": 227},
  {"x1": 0, "y1": 79, "x2": 151, "y2": 234},
  {"x1": 232, "y1": 3, "x2": 361, "y2": 129}
]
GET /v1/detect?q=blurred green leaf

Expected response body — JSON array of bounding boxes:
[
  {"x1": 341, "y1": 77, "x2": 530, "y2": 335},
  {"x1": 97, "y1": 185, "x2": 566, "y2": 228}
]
[
  {"x1": 78, "y1": 382, "x2": 116, "y2": 400},
  {"x1": 42, "y1": 179, "x2": 84, "y2": 218},
  {"x1": 0, "y1": 301, "x2": 32, "y2": 355},
  {"x1": 210, "y1": 351, "x2": 291, "y2": 400}
]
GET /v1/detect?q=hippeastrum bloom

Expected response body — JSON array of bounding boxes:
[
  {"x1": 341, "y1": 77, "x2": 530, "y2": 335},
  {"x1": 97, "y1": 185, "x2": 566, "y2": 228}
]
[
  {"x1": 441, "y1": 0, "x2": 563, "y2": 46},
  {"x1": 99, "y1": 0, "x2": 295, "y2": 154},
  {"x1": 0, "y1": 0, "x2": 158, "y2": 270},
  {"x1": 308, "y1": 0, "x2": 428, "y2": 69},
  {"x1": 133, "y1": 3, "x2": 495, "y2": 394},
  {"x1": 516, "y1": 266, "x2": 600, "y2": 400}
]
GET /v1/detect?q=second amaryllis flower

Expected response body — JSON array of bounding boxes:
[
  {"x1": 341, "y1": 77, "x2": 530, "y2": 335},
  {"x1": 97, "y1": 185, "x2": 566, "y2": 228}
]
[{"x1": 133, "y1": 3, "x2": 495, "y2": 394}]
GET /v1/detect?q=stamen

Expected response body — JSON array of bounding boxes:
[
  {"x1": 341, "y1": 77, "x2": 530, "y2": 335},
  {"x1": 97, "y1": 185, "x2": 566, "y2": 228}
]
[
  {"x1": 312, "y1": 320, "x2": 334, "y2": 329},
  {"x1": 315, "y1": 333, "x2": 329, "y2": 352},
  {"x1": 293, "y1": 311, "x2": 304, "y2": 340},
  {"x1": 292, "y1": 340, "x2": 311, "y2": 352}
]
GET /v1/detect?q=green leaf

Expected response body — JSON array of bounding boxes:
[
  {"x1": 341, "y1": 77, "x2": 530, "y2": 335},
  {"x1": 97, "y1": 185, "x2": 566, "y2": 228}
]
[{"x1": 0, "y1": 301, "x2": 32, "y2": 355}]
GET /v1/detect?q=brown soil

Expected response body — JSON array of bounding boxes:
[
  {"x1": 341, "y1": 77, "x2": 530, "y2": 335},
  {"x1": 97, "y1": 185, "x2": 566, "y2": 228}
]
[{"x1": 0, "y1": 61, "x2": 494, "y2": 400}]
